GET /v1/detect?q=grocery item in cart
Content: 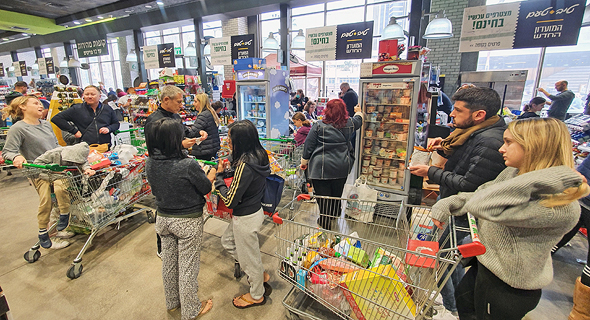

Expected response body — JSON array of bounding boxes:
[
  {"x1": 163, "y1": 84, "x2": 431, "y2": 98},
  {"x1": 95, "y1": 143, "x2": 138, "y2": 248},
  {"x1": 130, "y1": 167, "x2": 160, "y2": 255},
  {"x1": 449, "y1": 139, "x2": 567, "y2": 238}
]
[
  {"x1": 340, "y1": 264, "x2": 416, "y2": 320},
  {"x1": 342, "y1": 177, "x2": 377, "y2": 223},
  {"x1": 404, "y1": 239, "x2": 439, "y2": 268}
]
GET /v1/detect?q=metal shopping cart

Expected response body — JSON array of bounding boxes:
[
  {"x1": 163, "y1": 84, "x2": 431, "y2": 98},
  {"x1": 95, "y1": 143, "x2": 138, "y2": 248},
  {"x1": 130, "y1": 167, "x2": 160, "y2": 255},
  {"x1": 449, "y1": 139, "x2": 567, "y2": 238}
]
[
  {"x1": 275, "y1": 195, "x2": 485, "y2": 320},
  {"x1": 259, "y1": 138, "x2": 307, "y2": 198},
  {"x1": 14, "y1": 158, "x2": 153, "y2": 279},
  {"x1": 113, "y1": 127, "x2": 147, "y2": 154}
]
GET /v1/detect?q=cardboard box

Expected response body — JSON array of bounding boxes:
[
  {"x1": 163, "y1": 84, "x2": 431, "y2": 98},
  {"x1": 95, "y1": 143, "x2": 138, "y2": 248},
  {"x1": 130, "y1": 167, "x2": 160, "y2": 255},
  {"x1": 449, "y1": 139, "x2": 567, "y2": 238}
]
[
  {"x1": 405, "y1": 239, "x2": 438, "y2": 268},
  {"x1": 341, "y1": 265, "x2": 416, "y2": 320},
  {"x1": 233, "y1": 58, "x2": 266, "y2": 71},
  {"x1": 346, "y1": 246, "x2": 369, "y2": 268}
]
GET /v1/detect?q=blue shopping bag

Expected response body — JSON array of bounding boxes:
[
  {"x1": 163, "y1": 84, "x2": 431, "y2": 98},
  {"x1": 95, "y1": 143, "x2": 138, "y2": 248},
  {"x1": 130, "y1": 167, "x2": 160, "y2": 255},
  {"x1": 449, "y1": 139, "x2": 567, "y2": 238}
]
[{"x1": 262, "y1": 174, "x2": 284, "y2": 215}]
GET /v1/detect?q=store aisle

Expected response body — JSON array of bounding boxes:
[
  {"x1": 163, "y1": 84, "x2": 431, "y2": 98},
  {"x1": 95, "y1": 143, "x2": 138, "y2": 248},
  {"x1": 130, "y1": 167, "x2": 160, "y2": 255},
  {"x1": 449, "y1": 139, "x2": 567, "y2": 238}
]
[{"x1": 0, "y1": 170, "x2": 587, "y2": 319}]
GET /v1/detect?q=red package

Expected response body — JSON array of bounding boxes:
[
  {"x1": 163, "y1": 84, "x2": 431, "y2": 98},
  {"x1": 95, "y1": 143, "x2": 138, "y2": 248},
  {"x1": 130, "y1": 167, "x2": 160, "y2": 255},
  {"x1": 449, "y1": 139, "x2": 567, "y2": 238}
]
[
  {"x1": 405, "y1": 239, "x2": 439, "y2": 268},
  {"x1": 319, "y1": 258, "x2": 359, "y2": 274}
]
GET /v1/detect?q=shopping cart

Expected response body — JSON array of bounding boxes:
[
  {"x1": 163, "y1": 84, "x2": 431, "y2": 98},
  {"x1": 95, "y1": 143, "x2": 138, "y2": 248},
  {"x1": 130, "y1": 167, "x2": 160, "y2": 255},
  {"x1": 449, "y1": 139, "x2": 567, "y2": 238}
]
[
  {"x1": 275, "y1": 195, "x2": 485, "y2": 320},
  {"x1": 113, "y1": 127, "x2": 147, "y2": 154},
  {"x1": 13, "y1": 158, "x2": 153, "y2": 279}
]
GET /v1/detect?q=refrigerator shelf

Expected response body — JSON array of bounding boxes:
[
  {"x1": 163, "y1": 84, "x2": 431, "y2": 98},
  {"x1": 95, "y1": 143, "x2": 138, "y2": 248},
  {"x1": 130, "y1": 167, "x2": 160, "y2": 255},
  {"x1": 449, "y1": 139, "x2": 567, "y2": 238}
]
[
  {"x1": 364, "y1": 103, "x2": 411, "y2": 107},
  {"x1": 365, "y1": 180, "x2": 403, "y2": 190},
  {"x1": 246, "y1": 116, "x2": 267, "y2": 119},
  {"x1": 364, "y1": 119, "x2": 410, "y2": 123},
  {"x1": 243, "y1": 101, "x2": 266, "y2": 103},
  {"x1": 363, "y1": 137, "x2": 407, "y2": 143}
]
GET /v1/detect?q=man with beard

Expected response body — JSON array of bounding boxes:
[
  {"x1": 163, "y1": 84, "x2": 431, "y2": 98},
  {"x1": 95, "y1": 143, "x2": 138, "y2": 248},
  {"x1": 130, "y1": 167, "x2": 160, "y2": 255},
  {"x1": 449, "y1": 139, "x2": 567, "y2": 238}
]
[{"x1": 409, "y1": 86, "x2": 506, "y2": 319}]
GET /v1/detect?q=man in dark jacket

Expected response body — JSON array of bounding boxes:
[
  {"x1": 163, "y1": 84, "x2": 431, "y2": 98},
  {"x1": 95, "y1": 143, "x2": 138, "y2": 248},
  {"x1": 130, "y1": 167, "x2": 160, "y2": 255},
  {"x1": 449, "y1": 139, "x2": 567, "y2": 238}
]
[
  {"x1": 51, "y1": 85, "x2": 120, "y2": 146},
  {"x1": 409, "y1": 86, "x2": 506, "y2": 318},
  {"x1": 339, "y1": 83, "x2": 358, "y2": 117},
  {"x1": 144, "y1": 85, "x2": 206, "y2": 149}
]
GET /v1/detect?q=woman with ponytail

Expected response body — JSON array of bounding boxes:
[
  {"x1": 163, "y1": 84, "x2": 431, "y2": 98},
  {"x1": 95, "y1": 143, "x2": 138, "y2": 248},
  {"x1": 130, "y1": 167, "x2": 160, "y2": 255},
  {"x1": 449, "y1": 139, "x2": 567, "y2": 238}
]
[
  {"x1": 517, "y1": 96, "x2": 546, "y2": 119},
  {"x1": 431, "y1": 117, "x2": 589, "y2": 319}
]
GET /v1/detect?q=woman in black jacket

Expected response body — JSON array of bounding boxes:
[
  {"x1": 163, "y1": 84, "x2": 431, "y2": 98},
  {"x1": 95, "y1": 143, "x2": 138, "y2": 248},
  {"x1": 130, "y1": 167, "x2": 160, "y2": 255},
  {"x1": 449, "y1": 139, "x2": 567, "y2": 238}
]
[
  {"x1": 301, "y1": 99, "x2": 363, "y2": 230},
  {"x1": 188, "y1": 93, "x2": 221, "y2": 161},
  {"x1": 215, "y1": 120, "x2": 272, "y2": 309}
]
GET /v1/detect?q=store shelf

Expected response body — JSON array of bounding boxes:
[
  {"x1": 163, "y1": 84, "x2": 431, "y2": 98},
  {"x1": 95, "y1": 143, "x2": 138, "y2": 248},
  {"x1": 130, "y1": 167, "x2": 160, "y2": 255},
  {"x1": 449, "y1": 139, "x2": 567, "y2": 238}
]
[
  {"x1": 244, "y1": 101, "x2": 266, "y2": 103},
  {"x1": 363, "y1": 137, "x2": 407, "y2": 143},
  {"x1": 246, "y1": 116, "x2": 267, "y2": 119},
  {"x1": 361, "y1": 153, "x2": 407, "y2": 162},
  {"x1": 364, "y1": 120, "x2": 410, "y2": 124},
  {"x1": 365, "y1": 103, "x2": 411, "y2": 107},
  {"x1": 578, "y1": 145, "x2": 590, "y2": 153},
  {"x1": 365, "y1": 180, "x2": 403, "y2": 190}
]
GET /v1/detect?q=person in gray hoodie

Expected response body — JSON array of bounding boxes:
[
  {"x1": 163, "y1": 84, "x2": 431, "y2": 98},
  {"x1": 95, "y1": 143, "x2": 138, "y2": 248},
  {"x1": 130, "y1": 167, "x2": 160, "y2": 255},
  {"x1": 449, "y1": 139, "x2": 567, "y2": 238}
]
[
  {"x1": 430, "y1": 118, "x2": 589, "y2": 320},
  {"x1": 34, "y1": 142, "x2": 95, "y2": 248}
]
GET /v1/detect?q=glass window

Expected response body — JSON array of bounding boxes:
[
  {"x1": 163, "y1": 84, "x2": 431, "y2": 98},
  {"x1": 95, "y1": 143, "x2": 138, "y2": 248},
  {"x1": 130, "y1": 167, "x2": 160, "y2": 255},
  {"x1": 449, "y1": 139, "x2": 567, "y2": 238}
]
[
  {"x1": 182, "y1": 24, "x2": 195, "y2": 32},
  {"x1": 292, "y1": 3, "x2": 324, "y2": 15},
  {"x1": 203, "y1": 20, "x2": 221, "y2": 29},
  {"x1": 292, "y1": 13, "x2": 324, "y2": 30},
  {"x1": 326, "y1": 8, "x2": 365, "y2": 25},
  {"x1": 111, "y1": 41, "x2": 119, "y2": 61},
  {"x1": 79, "y1": 69, "x2": 91, "y2": 88},
  {"x1": 327, "y1": 0, "x2": 365, "y2": 10},
  {"x1": 145, "y1": 31, "x2": 160, "y2": 38},
  {"x1": 261, "y1": 11, "x2": 280, "y2": 20},
  {"x1": 175, "y1": 57, "x2": 184, "y2": 68},
  {"x1": 162, "y1": 27, "x2": 179, "y2": 35},
  {"x1": 145, "y1": 37, "x2": 162, "y2": 46},
  {"x1": 182, "y1": 32, "x2": 196, "y2": 49},
  {"x1": 114, "y1": 62, "x2": 123, "y2": 89},
  {"x1": 101, "y1": 62, "x2": 115, "y2": 89},
  {"x1": 90, "y1": 63, "x2": 102, "y2": 85},
  {"x1": 367, "y1": 2, "x2": 410, "y2": 35},
  {"x1": 325, "y1": 60, "x2": 362, "y2": 98},
  {"x1": 163, "y1": 34, "x2": 181, "y2": 47}
]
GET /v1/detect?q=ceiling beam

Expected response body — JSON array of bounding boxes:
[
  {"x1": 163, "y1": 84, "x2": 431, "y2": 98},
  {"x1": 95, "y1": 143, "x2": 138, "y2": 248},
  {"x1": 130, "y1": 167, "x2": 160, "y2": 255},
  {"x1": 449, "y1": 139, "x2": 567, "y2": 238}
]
[{"x1": 55, "y1": 0, "x2": 156, "y2": 25}]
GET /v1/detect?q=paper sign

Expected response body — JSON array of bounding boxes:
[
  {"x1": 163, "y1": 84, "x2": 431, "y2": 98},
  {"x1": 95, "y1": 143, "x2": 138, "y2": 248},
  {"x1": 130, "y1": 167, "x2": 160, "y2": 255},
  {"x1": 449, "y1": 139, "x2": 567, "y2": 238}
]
[
  {"x1": 143, "y1": 45, "x2": 159, "y2": 69},
  {"x1": 305, "y1": 26, "x2": 337, "y2": 61},
  {"x1": 210, "y1": 37, "x2": 231, "y2": 65}
]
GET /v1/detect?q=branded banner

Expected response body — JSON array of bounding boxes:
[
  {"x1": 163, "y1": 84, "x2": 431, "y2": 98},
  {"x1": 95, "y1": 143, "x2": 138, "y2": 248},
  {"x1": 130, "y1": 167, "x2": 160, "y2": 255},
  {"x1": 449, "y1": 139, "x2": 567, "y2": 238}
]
[
  {"x1": 45, "y1": 57, "x2": 54, "y2": 74},
  {"x1": 76, "y1": 38, "x2": 109, "y2": 58},
  {"x1": 19, "y1": 61, "x2": 27, "y2": 76},
  {"x1": 305, "y1": 26, "x2": 337, "y2": 61},
  {"x1": 306, "y1": 22, "x2": 374, "y2": 61},
  {"x1": 231, "y1": 34, "x2": 255, "y2": 61},
  {"x1": 335, "y1": 21, "x2": 374, "y2": 60},
  {"x1": 38, "y1": 58, "x2": 47, "y2": 75},
  {"x1": 143, "y1": 45, "x2": 160, "y2": 69},
  {"x1": 459, "y1": 0, "x2": 585, "y2": 52},
  {"x1": 210, "y1": 37, "x2": 231, "y2": 65},
  {"x1": 158, "y1": 43, "x2": 176, "y2": 68},
  {"x1": 0, "y1": 63, "x2": 4, "y2": 77}
]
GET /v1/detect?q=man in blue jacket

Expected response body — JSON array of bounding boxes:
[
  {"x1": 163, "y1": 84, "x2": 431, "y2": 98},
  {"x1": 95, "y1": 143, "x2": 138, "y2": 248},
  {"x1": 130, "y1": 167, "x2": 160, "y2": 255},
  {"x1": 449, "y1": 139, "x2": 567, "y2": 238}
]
[{"x1": 51, "y1": 85, "x2": 120, "y2": 146}]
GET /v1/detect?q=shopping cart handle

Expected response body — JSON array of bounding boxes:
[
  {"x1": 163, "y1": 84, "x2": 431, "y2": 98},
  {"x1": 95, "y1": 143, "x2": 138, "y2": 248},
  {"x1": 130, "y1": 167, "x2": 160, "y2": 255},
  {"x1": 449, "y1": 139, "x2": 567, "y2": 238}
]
[
  {"x1": 272, "y1": 212, "x2": 283, "y2": 224},
  {"x1": 458, "y1": 213, "x2": 486, "y2": 258},
  {"x1": 4, "y1": 160, "x2": 68, "y2": 171},
  {"x1": 297, "y1": 194, "x2": 311, "y2": 201},
  {"x1": 114, "y1": 128, "x2": 142, "y2": 134},
  {"x1": 195, "y1": 159, "x2": 218, "y2": 166}
]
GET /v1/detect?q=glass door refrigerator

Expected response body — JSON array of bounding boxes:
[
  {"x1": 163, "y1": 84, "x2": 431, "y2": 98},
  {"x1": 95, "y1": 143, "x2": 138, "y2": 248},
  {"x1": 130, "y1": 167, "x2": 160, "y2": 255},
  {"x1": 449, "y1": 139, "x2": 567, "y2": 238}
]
[
  {"x1": 235, "y1": 68, "x2": 290, "y2": 138},
  {"x1": 358, "y1": 60, "x2": 422, "y2": 202}
]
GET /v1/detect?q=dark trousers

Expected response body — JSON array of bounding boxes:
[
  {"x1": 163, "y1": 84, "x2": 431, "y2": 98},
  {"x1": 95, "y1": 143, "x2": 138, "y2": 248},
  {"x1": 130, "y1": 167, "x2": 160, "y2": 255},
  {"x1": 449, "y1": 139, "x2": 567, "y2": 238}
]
[
  {"x1": 554, "y1": 204, "x2": 590, "y2": 285},
  {"x1": 456, "y1": 261, "x2": 542, "y2": 320},
  {"x1": 311, "y1": 178, "x2": 347, "y2": 230}
]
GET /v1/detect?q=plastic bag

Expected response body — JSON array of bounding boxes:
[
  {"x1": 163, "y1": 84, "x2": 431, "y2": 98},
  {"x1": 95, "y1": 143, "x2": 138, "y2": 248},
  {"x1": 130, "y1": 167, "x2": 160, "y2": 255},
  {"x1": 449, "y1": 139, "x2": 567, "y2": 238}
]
[
  {"x1": 409, "y1": 146, "x2": 431, "y2": 167},
  {"x1": 111, "y1": 144, "x2": 138, "y2": 164},
  {"x1": 342, "y1": 177, "x2": 377, "y2": 223}
]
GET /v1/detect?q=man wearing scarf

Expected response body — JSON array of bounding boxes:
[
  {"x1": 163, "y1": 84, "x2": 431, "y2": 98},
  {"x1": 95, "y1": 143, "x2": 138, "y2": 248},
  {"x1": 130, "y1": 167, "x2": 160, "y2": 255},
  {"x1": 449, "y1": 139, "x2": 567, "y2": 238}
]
[{"x1": 409, "y1": 86, "x2": 506, "y2": 319}]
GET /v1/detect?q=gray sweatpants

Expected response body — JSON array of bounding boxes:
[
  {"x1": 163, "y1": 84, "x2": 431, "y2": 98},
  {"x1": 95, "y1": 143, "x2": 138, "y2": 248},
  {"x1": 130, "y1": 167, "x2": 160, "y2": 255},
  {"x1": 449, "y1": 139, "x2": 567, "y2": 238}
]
[
  {"x1": 156, "y1": 214, "x2": 204, "y2": 320},
  {"x1": 221, "y1": 208, "x2": 265, "y2": 300}
]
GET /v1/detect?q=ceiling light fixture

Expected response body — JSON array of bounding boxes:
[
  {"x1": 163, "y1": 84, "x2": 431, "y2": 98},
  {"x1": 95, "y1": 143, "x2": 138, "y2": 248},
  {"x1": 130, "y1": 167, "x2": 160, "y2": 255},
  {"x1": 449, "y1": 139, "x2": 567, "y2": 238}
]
[
  {"x1": 73, "y1": 21, "x2": 80, "y2": 25},
  {"x1": 125, "y1": 10, "x2": 133, "y2": 13},
  {"x1": 97, "y1": 16, "x2": 104, "y2": 19},
  {"x1": 68, "y1": 57, "x2": 81, "y2": 68},
  {"x1": 184, "y1": 42, "x2": 196, "y2": 57},
  {"x1": 291, "y1": 29, "x2": 305, "y2": 50},
  {"x1": 157, "y1": 1, "x2": 164, "y2": 5},
  {"x1": 262, "y1": 32, "x2": 279, "y2": 50},
  {"x1": 21, "y1": 33, "x2": 28, "y2": 36},
  {"x1": 126, "y1": 49, "x2": 138, "y2": 62},
  {"x1": 2, "y1": 38, "x2": 8, "y2": 41},
  {"x1": 60, "y1": 57, "x2": 69, "y2": 68},
  {"x1": 423, "y1": 11, "x2": 453, "y2": 39},
  {"x1": 85, "y1": 19, "x2": 92, "y2": 22},
  {"x1": 145, "y1": 5, "x2": 152, "y2": 8},
  {"x1": 382, "y1": 17, "x2": 406, "y2": 41}
]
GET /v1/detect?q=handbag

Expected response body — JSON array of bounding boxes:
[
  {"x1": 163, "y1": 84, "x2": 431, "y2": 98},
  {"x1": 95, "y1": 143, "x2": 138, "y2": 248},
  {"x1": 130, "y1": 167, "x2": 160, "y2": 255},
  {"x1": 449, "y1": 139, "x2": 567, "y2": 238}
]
[
  {"x1": 89, "y1": 143, "x2": 109, "y2": 153},
  {"x1": 261, "y1": 174, "x2": 285, "y2": 216},
  {"x1": 341, "y1": 177, "x2": 377, "y2": 223}
]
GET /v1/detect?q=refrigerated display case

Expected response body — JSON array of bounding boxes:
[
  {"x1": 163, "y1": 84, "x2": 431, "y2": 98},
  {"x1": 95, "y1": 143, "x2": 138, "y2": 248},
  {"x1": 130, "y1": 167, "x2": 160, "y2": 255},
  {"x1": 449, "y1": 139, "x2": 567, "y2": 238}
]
[
  {"x1": 236, "y1": 68, "x2": 290, "y2": 138},
  {"x1": 358, "y1": 60, "x2": 422, "y2": 199}
]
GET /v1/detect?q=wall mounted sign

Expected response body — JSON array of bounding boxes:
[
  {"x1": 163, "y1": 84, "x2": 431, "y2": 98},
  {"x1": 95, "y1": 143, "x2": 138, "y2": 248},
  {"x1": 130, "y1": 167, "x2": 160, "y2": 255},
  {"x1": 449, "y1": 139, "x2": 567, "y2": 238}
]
[
  {"x1": 460, "y1": 0, "x2": 585, "y2": 52},
  {"x1": 38, "y1": 58, "x2": 47, "y2": 75},
  {"x1": 210, "y1": 37, "x2": 231, "y2": 65},
  {"x1": 157, "y1": 43, "x2": 176, "y2": 68},
  {"x1": 143, "y1": 45, "x2": 159, "y2": 69},
  {"x1": 306, "y1": 21, "x2": 374, "y2": 61},
  {"x1": 45, "y1": 57, "x2": 54, "y2": 74},
  {"x1": 76, "y1": 38, "x2": 109, "y2": 58},
  {"x1": 231, "y1": 34, "x2": 255, "y2": 60}
]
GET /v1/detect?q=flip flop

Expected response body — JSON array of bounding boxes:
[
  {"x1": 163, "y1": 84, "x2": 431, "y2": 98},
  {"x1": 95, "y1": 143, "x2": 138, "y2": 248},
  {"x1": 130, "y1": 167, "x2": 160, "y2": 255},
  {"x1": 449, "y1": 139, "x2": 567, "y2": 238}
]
[
  {"x1": 197, "y1": 299, "x2": 213, "y2": 316},
  {"x1": 263, "y1": 282, "x2": 273, "y2": 297},
  {"x1": 232, "y1": 294, "x2": 266, "y2": 309}
]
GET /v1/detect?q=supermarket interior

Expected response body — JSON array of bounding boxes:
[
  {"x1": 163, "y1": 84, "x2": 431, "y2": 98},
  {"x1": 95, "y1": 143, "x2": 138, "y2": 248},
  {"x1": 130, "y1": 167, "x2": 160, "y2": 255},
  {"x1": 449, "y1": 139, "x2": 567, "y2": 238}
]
[{"x1": 0, "y1": 0, "x2": 590, "y2": 319}]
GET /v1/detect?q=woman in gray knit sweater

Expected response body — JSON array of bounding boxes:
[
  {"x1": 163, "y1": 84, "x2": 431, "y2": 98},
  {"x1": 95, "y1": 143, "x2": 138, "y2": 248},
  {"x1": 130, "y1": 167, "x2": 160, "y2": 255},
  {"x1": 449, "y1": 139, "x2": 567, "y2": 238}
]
[{"x1": 431, "y1": 117, "x2": 589, "y2": 320}]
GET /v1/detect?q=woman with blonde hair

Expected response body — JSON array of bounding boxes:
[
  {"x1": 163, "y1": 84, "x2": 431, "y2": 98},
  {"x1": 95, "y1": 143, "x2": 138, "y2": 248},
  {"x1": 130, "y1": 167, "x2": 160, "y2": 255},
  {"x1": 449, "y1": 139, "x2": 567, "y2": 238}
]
[
  {"x1": 431, "y1": 117, "x2": 589, "y2": 320},
  {"x1": 2, "y1": 96, "x2": 79, "y2": 249},
  {"x1": 188, "y1": 93, "x2": 221, "y2": 161}
]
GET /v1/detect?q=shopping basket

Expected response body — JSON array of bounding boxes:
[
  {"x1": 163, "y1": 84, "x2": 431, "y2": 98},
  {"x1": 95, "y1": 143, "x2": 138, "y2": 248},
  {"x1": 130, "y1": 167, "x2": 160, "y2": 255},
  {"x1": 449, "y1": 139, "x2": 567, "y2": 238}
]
[
  {"x1": 11, "y1": 158, "x2": 154, "y2": 279},
  {"x1": 275, "y1": 194, "x2": 486, "y2": 320}
]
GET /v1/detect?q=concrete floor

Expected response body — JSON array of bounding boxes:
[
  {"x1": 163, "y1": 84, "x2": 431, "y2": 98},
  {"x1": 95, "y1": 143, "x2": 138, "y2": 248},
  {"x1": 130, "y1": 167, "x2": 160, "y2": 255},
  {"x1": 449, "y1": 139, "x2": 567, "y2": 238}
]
[{"x1": 0, "y1": 170, "x2": 587, "y2": 320}]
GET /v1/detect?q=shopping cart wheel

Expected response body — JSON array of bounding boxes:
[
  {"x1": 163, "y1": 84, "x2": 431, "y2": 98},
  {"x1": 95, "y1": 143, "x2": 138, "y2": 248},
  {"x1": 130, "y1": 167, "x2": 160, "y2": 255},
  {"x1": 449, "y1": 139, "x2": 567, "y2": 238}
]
[
  {"x1": 23, "y1": 250, "x2": 41, "y2": 263},
  {"x1": 234, "y1": 261, "x2": 243, "y2": 279},
  {"x1": 66, "y1": 263, "x2": 83, "y2": 279},
  {"x1": 146, "y1": 210, "x2": 156, "y2": 224},
  {"x1": 287, "y1": 311, "x2": 301, "y2": 320}
]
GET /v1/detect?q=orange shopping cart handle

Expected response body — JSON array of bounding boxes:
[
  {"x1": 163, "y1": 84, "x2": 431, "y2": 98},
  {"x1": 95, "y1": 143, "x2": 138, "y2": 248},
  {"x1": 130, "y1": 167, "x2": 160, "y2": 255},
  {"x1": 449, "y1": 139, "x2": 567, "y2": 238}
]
[
  {"x1": 297, "y1": 194, "x2": 311, "y2": 201},
  {"x1": 457, "y1": 241, "x2": 486, "y2": 258}
]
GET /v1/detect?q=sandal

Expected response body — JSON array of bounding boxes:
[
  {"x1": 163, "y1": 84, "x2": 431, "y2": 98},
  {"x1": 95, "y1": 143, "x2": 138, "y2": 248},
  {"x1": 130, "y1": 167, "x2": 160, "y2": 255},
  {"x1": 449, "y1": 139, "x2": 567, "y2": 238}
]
[
  {"x1": 263, "y1": 282, "x2": 272, "y2": 297},
  {"x1": 189, "y1": 299, "x2": 213, "y2": 319},
  {"x1": 232, "y1": 294, "x2": 266, "y2": 309}
]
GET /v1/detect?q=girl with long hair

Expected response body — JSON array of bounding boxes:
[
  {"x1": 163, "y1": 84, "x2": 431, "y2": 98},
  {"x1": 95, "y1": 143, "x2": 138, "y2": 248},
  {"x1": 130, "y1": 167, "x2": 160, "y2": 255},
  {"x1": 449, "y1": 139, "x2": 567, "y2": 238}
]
[
  {"x1": 303, "y1": 100, "x2": 317, "y2": 120},
  {"x1": 188, "y1": 93, "x2": 221, "y2": 161},
  {"x1": 145, "y1": 118, "x2": 216, "y2": 320},
  {"x1": 517, "y1": 96, "x2": 546, "y2": 119},
  {"x1": 300, "y1": 99, "x2": 363, "y2": 230},
  {"x1": 431, "y1": 117, "x2": 589, "y2": 319},
  {"x1": 292, "y1": 112, "x2": 311, "y2": 147},
  {"x1": 215, "y1": 120, "x2": 272, "y2": 309}
]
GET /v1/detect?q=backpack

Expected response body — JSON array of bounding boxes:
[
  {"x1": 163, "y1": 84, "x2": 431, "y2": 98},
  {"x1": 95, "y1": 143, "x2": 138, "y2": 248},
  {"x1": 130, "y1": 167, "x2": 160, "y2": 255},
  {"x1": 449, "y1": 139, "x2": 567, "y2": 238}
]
[{"x1": 261, "y1": 174, "x2": 284, "y2": 216}]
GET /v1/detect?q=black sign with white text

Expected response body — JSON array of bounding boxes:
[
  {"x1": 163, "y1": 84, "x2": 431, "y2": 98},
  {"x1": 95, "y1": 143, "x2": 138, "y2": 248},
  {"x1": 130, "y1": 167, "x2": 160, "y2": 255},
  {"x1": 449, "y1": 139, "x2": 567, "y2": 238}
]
[
  {"x1": 231, "y1": 34, "x2": 255, "y2": 60},
  {"x1": 76, "y1": 38, "x2": 109, "y2": 58},
  {"x1": 335, "y1": 21, "x2": 374, "y2": 60},
  {"x1": 157, "y1": 43, "x2": 176, "y2": 68}
]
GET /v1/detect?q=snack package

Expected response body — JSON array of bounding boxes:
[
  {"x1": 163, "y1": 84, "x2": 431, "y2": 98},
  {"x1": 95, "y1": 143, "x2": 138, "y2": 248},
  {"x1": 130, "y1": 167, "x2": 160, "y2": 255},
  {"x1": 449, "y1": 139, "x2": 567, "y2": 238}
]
[
  {"x1": 346, "y1": 246, "x2": 370, "y2": 268},
  {"x1": 320, "y1": 258, "x2": 360, "y2": 274},
  {"x1": 409, "y1": 146, "x2": 431, "y2": 167},
  {"x1": 306, "y1": 232, "x2": 328, "y2": 249}
]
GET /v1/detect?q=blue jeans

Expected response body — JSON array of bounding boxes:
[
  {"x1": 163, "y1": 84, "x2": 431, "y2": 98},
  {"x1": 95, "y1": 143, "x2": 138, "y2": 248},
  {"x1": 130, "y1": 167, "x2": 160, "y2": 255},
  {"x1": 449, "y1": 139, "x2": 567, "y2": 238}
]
[{"x1": 438, "y1": 215, "x2": 470, "y2": 312}]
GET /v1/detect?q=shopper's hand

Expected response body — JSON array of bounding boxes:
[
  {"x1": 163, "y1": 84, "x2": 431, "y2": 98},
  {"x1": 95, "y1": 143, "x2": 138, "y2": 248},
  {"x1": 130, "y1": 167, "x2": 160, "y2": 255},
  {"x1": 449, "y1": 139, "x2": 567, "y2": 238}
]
[
  {"x1": 99, "y1": 127, "x2": 110, "y2": 134},
  {"x1": 432, "y1": 218, "x2": 445, "y2": 230},
  {"x1": 300, "y1": 164, "x2": 308, "y2": 171},
  {"x1": 409, "y1": 165, "x2": 429, "y2": 177},
  {"x1": 74, "y1": 131, "x2": 82, "y2": 138},
  {"x1": 199, "y1": 130, "x2": 208, "y2": 141},
  {"x1": 427, "y1": 137, "x2": 443, "y2": 151},
  {"x1": 575, "y1": 170, "x2": 588, "y2": 184},
  {"x1": 182, "y1": 138, "x2": 198, "y2": 149},
  {"x1": 84, "y1": 169, "x2": 96, "y2": 176},
  {"x1": 13, "y1": 155, "x2": 26, "y2": 169},
  {"x1": 217, "y1": 161, "x2": 228, "y2": 173},
  {"x1": 537, "y1": 88, "x2": 548, "y2": 95},
  {"x1": 207, "y1": 168, "x2": 217, "y2": 182},
  {"x1": 354, "y1": 104, "x2": 361, "y2": 113}
]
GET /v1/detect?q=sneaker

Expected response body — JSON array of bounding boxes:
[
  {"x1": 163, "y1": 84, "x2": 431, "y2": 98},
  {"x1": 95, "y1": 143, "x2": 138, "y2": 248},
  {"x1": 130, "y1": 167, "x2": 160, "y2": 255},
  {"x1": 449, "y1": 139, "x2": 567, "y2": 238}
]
[
  {"x1": 39, "y1": 232, "x2": 52, "y2": 249},
  {"x1": 50, "y1": 237, "x2": 71, "y2": 249},
  {"x1": 55, "y1": 230, "x2": 75, "y2": 239},
  {"x1": 434, "y1": 293, "x2": 444, "y2": 306},
  {"x1": 57, "y1": 214, "x2": 70, "y2": 231},
  {"x1": 432, "y1": 306, "x2": 458, "y2": 320},
  {"x1": 157, "y1": 251, "x2": 162, "y2": 260}
]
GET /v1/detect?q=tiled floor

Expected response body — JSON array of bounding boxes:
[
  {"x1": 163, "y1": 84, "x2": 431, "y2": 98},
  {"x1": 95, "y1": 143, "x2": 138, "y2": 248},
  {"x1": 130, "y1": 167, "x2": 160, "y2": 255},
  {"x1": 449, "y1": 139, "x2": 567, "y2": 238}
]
[{"x1": 0, "y1": 170, "x2": 587, "y2": 319}]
